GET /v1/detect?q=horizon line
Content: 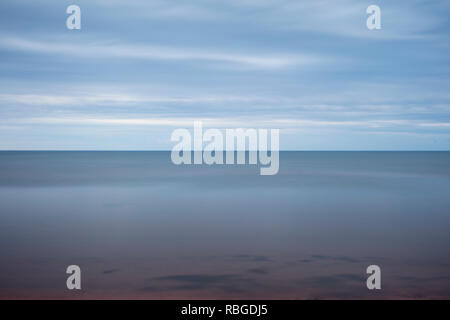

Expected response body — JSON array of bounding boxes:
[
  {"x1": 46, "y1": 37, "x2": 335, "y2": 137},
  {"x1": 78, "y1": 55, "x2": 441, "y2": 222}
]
[{"x1": 0, "y1": 150, "x2": 449, "y2": 152}]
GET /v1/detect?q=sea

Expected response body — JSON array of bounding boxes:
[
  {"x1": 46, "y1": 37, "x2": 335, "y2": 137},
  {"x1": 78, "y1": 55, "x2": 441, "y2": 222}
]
[{"x1": 0, "y1": 151, "x2": 449, "y2": 299}]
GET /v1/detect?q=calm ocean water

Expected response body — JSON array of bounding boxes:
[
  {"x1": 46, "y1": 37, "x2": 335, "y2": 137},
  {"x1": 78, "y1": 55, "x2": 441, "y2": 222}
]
[{"x1": 0, "y1": 151, "x2": 449, "y2": 299}]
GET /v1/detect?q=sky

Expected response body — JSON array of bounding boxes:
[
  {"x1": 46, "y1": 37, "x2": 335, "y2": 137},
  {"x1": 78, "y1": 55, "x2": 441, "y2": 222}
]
[{"x1": 0, "y1": 0, "x2": 449, "y2": 150}]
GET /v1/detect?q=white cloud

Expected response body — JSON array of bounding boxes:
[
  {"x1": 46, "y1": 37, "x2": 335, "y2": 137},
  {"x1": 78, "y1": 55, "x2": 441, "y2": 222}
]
[
  {"x1": 224, "y1": 0, "x2": 447, "y2": 40},
  {"x1": 6, "y1": 115, "x2": 448, "y2": 131},
  {"x1": 0, "y1": 93, "x2": 143, "y2": 106},
  {"x1": 84, "y1": 0, "x2": 448, "y2": 40},
  {"x1": 0, "y1": 37, "x2": 321, "y2": 69},
  {"x1": 419, "y1": 123, "x2": 450, "y2": 128}
]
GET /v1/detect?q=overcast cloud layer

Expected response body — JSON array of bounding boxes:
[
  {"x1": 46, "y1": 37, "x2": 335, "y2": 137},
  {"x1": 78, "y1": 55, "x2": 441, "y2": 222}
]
[{"x1": 0, "y1": 0, "x2": 449, "y2": 150}]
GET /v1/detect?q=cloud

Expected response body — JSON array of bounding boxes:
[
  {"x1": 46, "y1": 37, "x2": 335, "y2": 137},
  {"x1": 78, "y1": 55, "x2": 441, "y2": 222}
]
[
  {"x1": 9, "y1": 116, "x2": 449, "y2": 132},
  {"x1": 0, "y1": 1, "x2": 449, "y2": 150},
  {"x1": 231, "y1": 254, "x2": 270, "y2": 262},
  {"x1": 0, "y1": 36, "x2": 321, "y2": 69},
  {"x1": 309, "y1": 254, "x2": 360, "y2": 263},
  {"x1": 146, "y1": 274, "x2": 261, "y2": 293},
  {"x1": 227, "y1": 0, "x2": 449, "y2": 40},
  {"x1": 419, "y1": 123, "x2": 450, "y2": 128},
  {"x1": 0, "y1": 93, "x2": 143, "y2": 106},
  {"x1": 297, "y1": 273, "x2": 366, "y2": 287},
  {"x1": 398, "y1": 275, "x2": 450, "y2": 283},
  {"x1": 53, "y1": 0, "x2": 448, "y2": 40},
  {"x1": 246, "y1": 268, "x2": 269, "y2": 275},
  {"x1": 102, "y1": 269, "x2": 120, "y2": 274},
  {"x1": 81, "y1": 0, "x2": 449, "y2": 40}
]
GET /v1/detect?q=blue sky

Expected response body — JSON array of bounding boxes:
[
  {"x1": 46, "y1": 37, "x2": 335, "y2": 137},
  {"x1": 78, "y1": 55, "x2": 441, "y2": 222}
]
[{"x1": 0, "y1": 0, "x2": 449, "y2": 150}]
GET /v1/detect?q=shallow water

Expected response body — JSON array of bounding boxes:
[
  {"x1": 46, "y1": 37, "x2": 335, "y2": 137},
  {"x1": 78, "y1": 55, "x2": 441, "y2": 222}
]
[{"x1": 0, "y1": 151, "x2": 449, "y2": 299}]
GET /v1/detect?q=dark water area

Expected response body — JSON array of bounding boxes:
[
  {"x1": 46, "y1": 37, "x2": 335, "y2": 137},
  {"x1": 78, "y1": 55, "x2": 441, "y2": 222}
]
[{"x1": 0, "y1": 151, "x2": 450, "y2": 299}]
